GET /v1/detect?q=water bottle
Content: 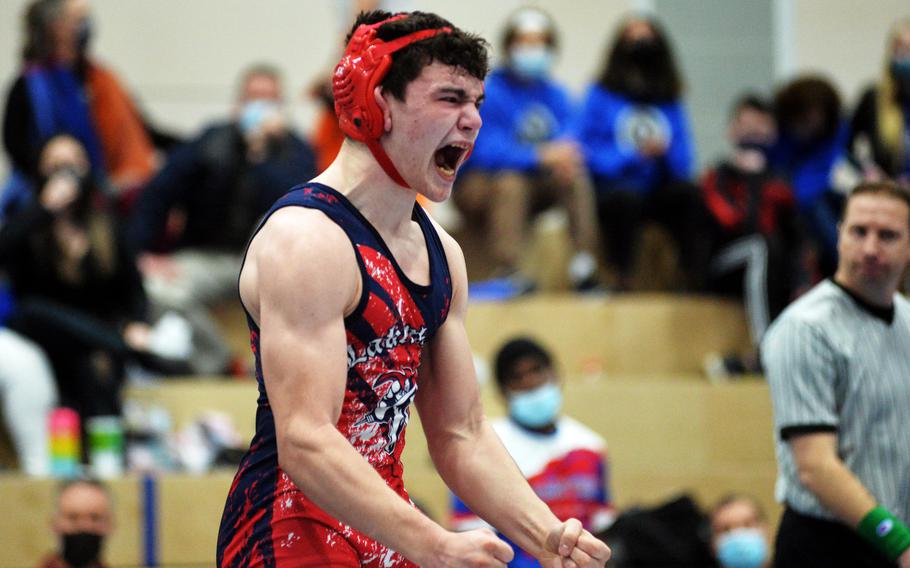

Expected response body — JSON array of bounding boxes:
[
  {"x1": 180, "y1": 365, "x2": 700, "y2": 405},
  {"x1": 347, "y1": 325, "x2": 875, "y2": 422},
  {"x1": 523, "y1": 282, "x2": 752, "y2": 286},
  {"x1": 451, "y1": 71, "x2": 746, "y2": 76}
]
[
  {"x1": 87, "y1": 415, "x2": 125, "y2": 479},
  {"x1": 48, "y1": 408, "x2": 81, "y2": 478}
]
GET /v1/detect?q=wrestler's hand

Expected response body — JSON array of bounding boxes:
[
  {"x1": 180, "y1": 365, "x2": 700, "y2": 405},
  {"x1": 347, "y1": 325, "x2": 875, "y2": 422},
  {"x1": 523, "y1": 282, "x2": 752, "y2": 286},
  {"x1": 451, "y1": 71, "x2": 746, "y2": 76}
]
[
  {"x1": 426, "y1": 528, "x2": 514, "y2": 567},
  {"x1": 538, "y1": 518, "x2": 611, "y2": 568}
]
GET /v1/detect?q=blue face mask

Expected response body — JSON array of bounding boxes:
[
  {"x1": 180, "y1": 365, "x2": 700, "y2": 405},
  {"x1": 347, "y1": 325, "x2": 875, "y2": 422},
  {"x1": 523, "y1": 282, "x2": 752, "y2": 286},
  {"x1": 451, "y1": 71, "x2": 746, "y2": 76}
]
[
  {"x1": 716, "y1": 528, "x2": 768, "y2": 568},
  {"x1": 510, "y1": 46, "x2": 554, "y2": 80},
  {"x1": 508, "y1": 382, "x2": 561, "y2": 428},
  {"x1": 239, "y1": 100, "x2": 281, "y2": 135},
  {"x1": 892, "y1": 57, "x2": 910, "y2": 81}
]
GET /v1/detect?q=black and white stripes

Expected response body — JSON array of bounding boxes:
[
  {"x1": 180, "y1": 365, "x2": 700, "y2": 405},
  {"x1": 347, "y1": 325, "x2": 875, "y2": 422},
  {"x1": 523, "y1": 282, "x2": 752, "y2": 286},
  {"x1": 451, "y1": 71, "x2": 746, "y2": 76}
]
[{"x1": 762, "y1": 280, "x2": 910, "y2": 523}]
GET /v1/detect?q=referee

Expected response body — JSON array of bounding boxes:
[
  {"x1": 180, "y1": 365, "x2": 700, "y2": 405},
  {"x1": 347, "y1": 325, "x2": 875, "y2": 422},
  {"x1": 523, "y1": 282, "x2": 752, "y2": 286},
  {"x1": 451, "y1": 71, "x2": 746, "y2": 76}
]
[{"x1": 762, "y1": 180, "x2": 910, "y2": 567}]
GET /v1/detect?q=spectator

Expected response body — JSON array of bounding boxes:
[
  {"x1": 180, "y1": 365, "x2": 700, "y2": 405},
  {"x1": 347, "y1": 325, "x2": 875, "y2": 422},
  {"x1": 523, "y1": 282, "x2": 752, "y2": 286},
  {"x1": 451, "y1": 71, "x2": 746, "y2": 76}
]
[
  {"x1": 128, "y1": 64, "x2": 316, "y2": 375},
  {"x1": 772, "y1": 75, "x2": 851, "y2": 277},
  {"x1": 0, "y1": 135, "x2": 183, "y2": 430},
  {"x1": 700, "y1": 94, "x2": 801, "y2": 379},
  {"x1": 849, "y1": 18, "x2": 910, "y2": 183},
  {"x1": 451, "y1": 337, "x2": 614, "y2": 567},
  {"x1": 762, "y1": 181, "x2": 910, "y2": 567},
  {"x1": 709, "y1": 494, "x2": 771, "y2": 568},
  {"x1": 454, "y1": 7, "x2": 600, "y2": 293},
  {"x1": 576, "y1": 15, "x2": 703, "y2": 291},
  {"x1": 1, "y1": 0, "x2": 176, "y2": 214},
  {"x1": 38, "y1": 477, "x2": 114, "y2": 568}
]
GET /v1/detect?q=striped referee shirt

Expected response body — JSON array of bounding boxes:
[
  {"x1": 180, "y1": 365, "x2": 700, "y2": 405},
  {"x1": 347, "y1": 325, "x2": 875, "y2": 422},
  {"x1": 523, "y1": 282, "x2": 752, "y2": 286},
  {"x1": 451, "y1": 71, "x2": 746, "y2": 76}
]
[{"x1": 762, "y1": 279, "x2": 910, "y2": 523}]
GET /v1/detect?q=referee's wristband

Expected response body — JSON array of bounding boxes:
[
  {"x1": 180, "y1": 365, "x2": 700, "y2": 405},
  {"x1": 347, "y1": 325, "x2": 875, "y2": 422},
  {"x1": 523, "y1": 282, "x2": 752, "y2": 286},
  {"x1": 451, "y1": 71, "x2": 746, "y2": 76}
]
[{"x1": 857, "y1": 506, "x2": 910, "y2": 561}]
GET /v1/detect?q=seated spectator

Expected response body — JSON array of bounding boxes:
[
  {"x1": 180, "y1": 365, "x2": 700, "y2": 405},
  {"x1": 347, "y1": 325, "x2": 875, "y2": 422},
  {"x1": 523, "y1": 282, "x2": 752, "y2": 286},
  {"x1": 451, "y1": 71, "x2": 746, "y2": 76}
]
[
  {"x1": 576, "y1": 15, "x2": 704, "y2": 291},
  {"x1": 451, "y1": 337, "x2": 614, "y2": 567},
  {"x1": 709, "y1": 494, "x2": 772, "y2": 568},
  {"x1": 0, "y1": 327, "x2": 57, "y2": 476},
  {"x1": 596, "y1": 494, "x2": 714, "y2": 568},
  {"x1": 38, "y1": 477, "x2": 114, "y2": 568},
  {"x1": 1, "y1": 0, "x2": 176, "y2": 215},
  {"x1": 128, "y1": 64, "x2": 316, "y2": 375},
  {"x1": 0, "y1": 135, "x2": 183, "y2": 431},
  {"x1": 700, "y1": 94, "x2": 801, "y2": 378},
  {"x1": 453, "y1": 7, "x2": 600, "y2": 293},
  {"x1": 849, "y1": 18, "x2": 910, "y2": 184},
  {"x1": 771, "y1": 75, "x2": 850, "y2": 277}
]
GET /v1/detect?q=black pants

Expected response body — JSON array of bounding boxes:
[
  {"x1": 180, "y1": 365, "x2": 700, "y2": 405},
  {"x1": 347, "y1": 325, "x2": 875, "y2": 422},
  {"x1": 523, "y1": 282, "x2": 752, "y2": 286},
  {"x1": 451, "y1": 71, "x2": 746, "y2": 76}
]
[
  {"x1": 595, "y1": 181, "x2": 708, "y2": 290},
  {"x1": 7, "y1": 298, "x2": 129, "y2": 419},
  {"x1": 774, "y1": 507, "x2": 895, "y2": 568}
]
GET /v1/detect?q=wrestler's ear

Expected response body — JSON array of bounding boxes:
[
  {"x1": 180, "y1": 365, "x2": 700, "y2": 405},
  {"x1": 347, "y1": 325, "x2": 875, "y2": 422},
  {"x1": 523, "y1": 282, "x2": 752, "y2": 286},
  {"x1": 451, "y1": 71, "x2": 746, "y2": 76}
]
[{"x1": 374, "y1": 86, "x2": 392, "y2": 133}]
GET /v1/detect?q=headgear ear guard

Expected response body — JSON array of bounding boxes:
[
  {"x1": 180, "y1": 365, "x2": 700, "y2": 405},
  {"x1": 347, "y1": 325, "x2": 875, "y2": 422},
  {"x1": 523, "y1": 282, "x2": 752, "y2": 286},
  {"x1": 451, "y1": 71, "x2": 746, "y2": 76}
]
[{"x1": 333, "y1": 15, "x2": 451, "y2": 188}]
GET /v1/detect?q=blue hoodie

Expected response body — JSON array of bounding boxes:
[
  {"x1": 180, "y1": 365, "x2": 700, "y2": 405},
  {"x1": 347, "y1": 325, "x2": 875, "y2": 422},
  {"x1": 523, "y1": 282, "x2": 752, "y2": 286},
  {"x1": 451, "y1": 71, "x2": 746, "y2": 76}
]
[
  {"x1": 465, "y1": 68, "x2": 576, "y2": 172},
  {"x1": 575, "y1": 85, "x2": 694, "y2": 194}
]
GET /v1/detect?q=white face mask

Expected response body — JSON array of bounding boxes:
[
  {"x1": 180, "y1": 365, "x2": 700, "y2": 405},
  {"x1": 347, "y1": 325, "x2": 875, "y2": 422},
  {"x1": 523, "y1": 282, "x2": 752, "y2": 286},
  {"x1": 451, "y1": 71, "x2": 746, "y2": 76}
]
[{"x1": 509, "y1": 45, "x2": 555, "y2": 80}]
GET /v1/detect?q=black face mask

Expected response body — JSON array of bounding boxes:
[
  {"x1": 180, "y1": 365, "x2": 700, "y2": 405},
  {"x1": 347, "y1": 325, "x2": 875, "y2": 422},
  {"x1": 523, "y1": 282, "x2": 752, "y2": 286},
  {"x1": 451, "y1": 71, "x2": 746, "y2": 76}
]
[
  {"x1": 76, "y1": 18, "x2": 93, "y2": 55},
  {"x1": 621, "y1": 38, "x2": 661, "y2": 65},
  {"x1": 61, "y1": 531, "x2": 103, "y2": 567}
]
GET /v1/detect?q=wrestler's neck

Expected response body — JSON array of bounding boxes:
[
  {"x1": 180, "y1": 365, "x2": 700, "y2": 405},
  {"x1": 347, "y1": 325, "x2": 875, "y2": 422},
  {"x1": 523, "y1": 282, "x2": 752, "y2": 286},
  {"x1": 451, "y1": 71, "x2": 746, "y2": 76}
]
[{"x1": 313, "y1": 139, "x2": 419, "y2": 235}]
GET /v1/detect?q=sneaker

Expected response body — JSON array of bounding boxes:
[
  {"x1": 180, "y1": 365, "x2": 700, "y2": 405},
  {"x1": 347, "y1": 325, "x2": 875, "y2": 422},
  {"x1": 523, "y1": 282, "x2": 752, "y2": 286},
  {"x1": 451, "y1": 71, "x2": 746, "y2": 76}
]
[{"x1": 568, "y1": 252, "x2": 597, "y2": 288}]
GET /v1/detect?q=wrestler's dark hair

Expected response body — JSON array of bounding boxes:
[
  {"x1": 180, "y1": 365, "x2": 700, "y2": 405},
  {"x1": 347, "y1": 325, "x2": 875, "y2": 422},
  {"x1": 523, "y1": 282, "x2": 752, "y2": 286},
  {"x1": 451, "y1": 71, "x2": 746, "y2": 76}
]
[
  {"x1": 774, "y1": 75, "x2": 842, "y2": 143},
  {"x1": 844, "y1": 180, "x2": 910, "y2": 229},
  {"x1": 597, "y1": 15, "x2": 682, "y2": 103},
  {"x1": 493, "y1": 337, "x2": 553, "y2": 393},
  {"x1": 346, "y1": 10, "x2": 490, "y2": 102}
]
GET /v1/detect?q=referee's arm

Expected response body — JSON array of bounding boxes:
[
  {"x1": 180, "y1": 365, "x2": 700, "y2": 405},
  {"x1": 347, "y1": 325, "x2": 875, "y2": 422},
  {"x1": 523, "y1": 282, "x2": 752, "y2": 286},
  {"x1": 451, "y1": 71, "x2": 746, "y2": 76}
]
[{"x1": 788, "y1": 432, "x2": 877, "y2": 525}]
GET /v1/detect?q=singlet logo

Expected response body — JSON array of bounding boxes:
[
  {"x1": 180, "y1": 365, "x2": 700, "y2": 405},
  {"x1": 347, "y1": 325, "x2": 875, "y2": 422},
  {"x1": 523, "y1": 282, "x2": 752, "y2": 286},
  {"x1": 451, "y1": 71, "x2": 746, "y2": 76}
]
[
  {"x1": 347, "y1": 322, "x2": 428, "y2": 369},
  {"x1": 356, "y1": 370, "x2": 417, "y2": 454}
]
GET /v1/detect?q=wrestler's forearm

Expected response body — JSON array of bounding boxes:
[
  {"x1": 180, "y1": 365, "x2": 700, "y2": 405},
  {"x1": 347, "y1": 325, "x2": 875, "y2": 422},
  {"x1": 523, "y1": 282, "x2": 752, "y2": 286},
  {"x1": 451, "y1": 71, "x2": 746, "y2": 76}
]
[
  {"x1": 278, "y1": 421, "x2": 446, "y2": 564},
  {"x1": 428, "y1": 418, "x2": 559, "y2": 558}
]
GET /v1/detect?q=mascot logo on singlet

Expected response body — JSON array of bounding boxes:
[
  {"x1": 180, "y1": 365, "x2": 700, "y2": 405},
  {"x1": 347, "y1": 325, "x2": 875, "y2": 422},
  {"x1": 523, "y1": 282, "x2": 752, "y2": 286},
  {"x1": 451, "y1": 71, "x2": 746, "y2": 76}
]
[{"x1": 357, "y1": 369, "x2": 417, "y2": 455}]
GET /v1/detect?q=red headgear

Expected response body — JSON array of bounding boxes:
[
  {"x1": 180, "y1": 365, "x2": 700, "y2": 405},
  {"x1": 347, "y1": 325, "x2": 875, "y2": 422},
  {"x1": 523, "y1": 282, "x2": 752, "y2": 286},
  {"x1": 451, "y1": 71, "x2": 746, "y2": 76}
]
[{"x1": 333, "y1": 15, "x2": 452, "y2": 188}]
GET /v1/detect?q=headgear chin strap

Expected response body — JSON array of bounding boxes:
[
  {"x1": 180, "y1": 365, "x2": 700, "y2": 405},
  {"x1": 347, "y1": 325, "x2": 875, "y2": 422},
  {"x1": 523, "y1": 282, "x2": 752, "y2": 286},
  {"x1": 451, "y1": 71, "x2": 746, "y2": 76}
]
[{"x1": 333, "y1": 15, "x2": 452, "y2": 188}]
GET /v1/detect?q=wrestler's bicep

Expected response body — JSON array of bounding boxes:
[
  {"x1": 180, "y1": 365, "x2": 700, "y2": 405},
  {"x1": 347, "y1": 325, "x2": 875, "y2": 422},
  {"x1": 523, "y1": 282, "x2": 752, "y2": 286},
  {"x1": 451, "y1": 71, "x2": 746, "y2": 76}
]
[{"x1": 254, "y1": 209, "x2": 359, "y2": 435}]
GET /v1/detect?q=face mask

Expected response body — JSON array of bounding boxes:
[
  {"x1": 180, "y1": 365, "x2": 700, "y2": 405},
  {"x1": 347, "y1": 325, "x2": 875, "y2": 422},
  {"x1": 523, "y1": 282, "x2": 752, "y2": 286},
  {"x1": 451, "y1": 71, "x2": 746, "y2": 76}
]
[
  {"x1": 76, "y1": 18, "x2": 93, "y2": 54},
  {"x1": 716, "y1": 527, "x2": 767, "y2": 568},
  {"x1": 508, "y1": 382, "x2": 561, "y2": 428},
  {"x1": 510, "y1": 45, "x2": 554, "y2": 80},
  {"x1": 735, "y1": 140, "x2": 773, "y2": 158},
  {"x1": 239, "y1": 100, "x2": 282, "y2": 135},
  {"x1": 891, "y1": 56, "x2": 910, "y2": 81},
  {"x1": 61, "y1": 531, "x2": 103, "y2": 567},
  {"x1": 622, "y1": 38, "x2": 660, "y2": 65}
]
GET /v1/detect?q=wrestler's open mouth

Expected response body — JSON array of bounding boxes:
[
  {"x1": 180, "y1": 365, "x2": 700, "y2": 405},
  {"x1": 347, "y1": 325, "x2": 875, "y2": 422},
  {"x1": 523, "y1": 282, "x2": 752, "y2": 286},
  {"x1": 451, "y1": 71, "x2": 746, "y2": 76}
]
[{"x1": 433, "y1": 142, "x2": 471, "y2": 178}]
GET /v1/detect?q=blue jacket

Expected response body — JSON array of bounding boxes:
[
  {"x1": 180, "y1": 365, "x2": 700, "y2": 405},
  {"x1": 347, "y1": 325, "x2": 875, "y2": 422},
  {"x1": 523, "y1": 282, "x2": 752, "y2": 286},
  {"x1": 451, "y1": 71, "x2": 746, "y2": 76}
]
[
  {"x1": 466, "y1": 68, "x2": 576, "y2": 172},
  {"x1": 770, "y1": 121, "x2": 849, "y2": 210},
  {"x1": 575, "y1": 85, "x2": 694, "y2": 194}
]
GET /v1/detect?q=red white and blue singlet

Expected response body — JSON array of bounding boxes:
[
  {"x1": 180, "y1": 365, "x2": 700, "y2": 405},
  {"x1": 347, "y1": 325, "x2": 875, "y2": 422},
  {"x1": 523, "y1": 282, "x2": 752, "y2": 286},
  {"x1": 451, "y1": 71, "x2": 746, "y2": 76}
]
[{"x1": 218, "y1": 183, "x2": 452, "y2": 567}]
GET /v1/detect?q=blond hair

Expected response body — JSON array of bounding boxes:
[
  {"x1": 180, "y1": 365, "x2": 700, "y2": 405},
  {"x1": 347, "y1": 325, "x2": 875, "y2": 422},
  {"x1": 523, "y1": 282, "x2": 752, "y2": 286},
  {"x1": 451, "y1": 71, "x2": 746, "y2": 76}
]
[{"x1": 876, "y1": 19, "x2": 910, "y2": 173}]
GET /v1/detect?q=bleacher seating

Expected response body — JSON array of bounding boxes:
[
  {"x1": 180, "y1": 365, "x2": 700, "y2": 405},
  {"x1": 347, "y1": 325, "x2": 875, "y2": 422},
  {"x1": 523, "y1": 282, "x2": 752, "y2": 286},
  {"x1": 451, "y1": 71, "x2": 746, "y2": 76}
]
[{"x1": 0, "y1": 294, "x2": 775, "y2": 568}]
